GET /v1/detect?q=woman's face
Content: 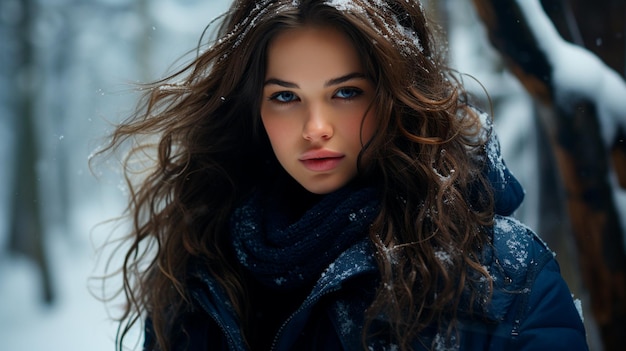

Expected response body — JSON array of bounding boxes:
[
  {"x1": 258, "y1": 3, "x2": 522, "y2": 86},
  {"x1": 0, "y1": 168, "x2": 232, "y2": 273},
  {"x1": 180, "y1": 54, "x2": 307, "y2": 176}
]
[{"x1": 260, "y1": 25, "x2": 377, "y2": 194}]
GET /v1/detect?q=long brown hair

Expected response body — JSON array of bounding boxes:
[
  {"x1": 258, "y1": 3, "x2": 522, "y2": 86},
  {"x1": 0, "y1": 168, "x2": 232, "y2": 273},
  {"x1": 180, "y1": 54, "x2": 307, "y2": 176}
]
[{"x1": 99, "y1": 1, "x2": 495, "y2": 350}]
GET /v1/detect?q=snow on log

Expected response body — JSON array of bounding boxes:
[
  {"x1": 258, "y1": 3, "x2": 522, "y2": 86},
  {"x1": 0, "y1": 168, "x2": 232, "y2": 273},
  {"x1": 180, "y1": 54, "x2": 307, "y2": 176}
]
[{"x1": 515, "y1": 0, "x2": 626, "y2": 189}]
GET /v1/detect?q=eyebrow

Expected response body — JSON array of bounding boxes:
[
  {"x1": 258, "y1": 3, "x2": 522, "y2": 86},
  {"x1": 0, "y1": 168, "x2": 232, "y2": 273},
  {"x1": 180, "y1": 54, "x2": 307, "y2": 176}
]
[{"x1": 263, "y1": 72, "x2": 367, "y2": 88}]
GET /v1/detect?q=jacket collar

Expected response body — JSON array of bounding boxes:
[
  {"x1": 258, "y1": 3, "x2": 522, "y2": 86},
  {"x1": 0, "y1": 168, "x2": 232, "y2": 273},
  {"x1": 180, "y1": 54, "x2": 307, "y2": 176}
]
[{"x1": 188, "y1": 239, "x2": 378, "y2": 350}]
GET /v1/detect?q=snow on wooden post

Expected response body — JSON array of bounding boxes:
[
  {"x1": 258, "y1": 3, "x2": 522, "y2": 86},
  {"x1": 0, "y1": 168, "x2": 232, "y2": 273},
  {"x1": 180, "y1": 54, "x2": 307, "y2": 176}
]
[{"x1": 471, "y1": 0, "x2": 626, "y2": 349}]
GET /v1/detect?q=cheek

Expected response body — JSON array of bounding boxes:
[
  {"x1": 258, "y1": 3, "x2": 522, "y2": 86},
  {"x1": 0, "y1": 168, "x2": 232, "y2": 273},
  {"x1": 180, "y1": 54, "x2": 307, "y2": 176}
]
[
  {"x1": 362, "y1": 111, "x2": 377, "y2": 141},
  {"x1": 260, "y1": 106, "x2": 279, "y2": 141},
  {"x1": 261, "y1": 102, "x2": 293, "y2": 139},
  {"x1": 260, "y1": 115, "x2": 275, "y2": 138},
  {"x1": 341, "y1": 98, "x2": 377, "y2": 144},
  {"x1": 261, "y1": 114, "x2": 293, "y2": 152}
]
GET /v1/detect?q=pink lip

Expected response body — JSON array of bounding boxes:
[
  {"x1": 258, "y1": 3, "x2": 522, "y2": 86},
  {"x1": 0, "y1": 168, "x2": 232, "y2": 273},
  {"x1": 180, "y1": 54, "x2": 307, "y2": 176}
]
[{"x1": 299, "y1": 150, "x2": 345, "y2": 172}]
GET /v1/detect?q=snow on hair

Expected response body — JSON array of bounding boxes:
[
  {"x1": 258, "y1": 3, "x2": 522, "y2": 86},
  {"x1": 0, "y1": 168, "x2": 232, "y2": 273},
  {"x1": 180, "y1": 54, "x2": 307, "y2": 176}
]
[
  {"x1": 324, "y1": 0, "x2": 425, "y2": 55},
  {"x1": 217, "y1": 0, "x2": 425, "y2": 60}
]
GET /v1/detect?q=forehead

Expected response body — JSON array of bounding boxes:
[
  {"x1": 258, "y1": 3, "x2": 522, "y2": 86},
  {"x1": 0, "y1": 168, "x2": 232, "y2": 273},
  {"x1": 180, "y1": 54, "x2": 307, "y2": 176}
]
[{"x1": 265, "y1": 25, "x2": 363, "y2": 78}]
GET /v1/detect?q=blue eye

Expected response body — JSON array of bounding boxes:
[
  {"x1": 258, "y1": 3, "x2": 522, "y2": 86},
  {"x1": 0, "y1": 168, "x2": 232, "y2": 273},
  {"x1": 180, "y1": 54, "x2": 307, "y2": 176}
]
[
  {"x1": 270, "y1": 91, "x2": 298, "y2": 103},
  {"x1": 335, "y1": 88, "x2": 363, "y2": 99}
]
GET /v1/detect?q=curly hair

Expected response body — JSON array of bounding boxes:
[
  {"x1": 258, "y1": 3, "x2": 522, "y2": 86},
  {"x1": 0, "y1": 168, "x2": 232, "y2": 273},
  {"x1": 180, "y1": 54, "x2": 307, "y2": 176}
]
[{"x1": 99, "y1": 1, "x2": 495, "y2": 350}]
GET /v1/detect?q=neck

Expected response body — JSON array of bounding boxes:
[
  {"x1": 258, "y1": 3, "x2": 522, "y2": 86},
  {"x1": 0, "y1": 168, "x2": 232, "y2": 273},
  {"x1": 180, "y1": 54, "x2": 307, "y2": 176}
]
[{"x1": 273, "y1": 173, "x2": 323, "y2": 222}]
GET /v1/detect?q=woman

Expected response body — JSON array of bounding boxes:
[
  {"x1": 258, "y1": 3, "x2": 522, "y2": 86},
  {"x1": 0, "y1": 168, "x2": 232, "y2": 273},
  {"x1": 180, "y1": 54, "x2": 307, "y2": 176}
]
[{"x1": 102, "y1": 0, "x2": 588, "y2": 350}]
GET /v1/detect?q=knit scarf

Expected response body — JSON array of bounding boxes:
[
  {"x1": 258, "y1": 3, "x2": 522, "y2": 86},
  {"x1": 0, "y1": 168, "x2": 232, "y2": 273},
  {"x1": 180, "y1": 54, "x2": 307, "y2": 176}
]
[{"x1": 230, "y1": 184, "x2": 379, "y2": 291}]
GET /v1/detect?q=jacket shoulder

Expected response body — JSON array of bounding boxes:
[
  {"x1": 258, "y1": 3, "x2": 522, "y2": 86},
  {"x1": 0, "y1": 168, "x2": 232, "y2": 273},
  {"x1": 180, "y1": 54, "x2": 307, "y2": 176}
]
[
  {"x1": 484, "y1": 215, "x2": 555, "y2": 320},
  {"x1": 491, "y1": 215, "x2": 553, "y2": 275},
  {"x1": 488, "y1": 217, "x2": 588, "y2": 349}
]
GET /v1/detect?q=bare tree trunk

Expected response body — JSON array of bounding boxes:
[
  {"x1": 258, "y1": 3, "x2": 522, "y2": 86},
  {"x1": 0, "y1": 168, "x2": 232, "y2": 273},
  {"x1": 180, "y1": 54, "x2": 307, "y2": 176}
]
[
  {"x1": 137, "y1": 0, "x2": 154, "y2": 82},
  {"x1": 8, "y1": 0, "x2": 54, "y2": 304},
  {"x1": 471, "y1": 0, "x2": 626, "y2": 350}
]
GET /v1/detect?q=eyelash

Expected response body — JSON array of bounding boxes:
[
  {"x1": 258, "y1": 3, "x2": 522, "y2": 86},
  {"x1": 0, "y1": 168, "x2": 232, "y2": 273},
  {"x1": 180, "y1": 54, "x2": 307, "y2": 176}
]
[
  {"x1": 335, "y1": 87, "x2": 363, "y2": 99},
  {"x1": 269, "y1": 91, "x2": 298, "y2": 103},
  {"x1": 268, "y1": 87, "x2": 364, "y2": 103}
]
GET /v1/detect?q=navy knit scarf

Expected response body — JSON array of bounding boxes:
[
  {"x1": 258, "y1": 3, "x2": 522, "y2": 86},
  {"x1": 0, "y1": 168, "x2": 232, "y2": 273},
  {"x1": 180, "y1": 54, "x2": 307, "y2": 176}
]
[{"x1": 230, "y1": 184, "x2": 379, "y2": 291}]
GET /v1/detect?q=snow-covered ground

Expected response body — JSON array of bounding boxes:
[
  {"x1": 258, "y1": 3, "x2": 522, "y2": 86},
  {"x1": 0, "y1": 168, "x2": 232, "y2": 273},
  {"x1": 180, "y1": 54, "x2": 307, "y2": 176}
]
[
  {"x1": 0, "y1": 227, "x2": 121, "y2": 351},
  {"x1": 0, "y1": 196, "x2": 129, "y2": 350}
]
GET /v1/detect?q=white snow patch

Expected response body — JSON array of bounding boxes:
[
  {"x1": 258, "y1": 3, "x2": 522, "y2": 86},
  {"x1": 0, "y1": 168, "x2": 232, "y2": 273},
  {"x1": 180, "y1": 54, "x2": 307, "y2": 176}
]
[
  {"x1": 516, "y1": 0, "x2": 626, "y2": 147},
  {"x1": 335, "y1": 301, "x2": 356, "y2": 336},
  {"x1": 573, "y1": 295, "x2": 584, "y2": 322},
  {"x1": 435, "y1": 250, "x2": 453, "y2": 266},
  {"x1": 433, "y1": 332, "x2": 459, "y2": 351},
  {"x1": 504, "y1": 238, "x2": 529, "y2": 269}
]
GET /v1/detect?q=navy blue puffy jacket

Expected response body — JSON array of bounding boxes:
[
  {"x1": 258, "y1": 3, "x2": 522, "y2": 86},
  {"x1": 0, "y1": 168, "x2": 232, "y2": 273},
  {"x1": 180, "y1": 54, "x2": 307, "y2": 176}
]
[{"x1": 143, "y1": 132, "x2": 587, "y2": 350}]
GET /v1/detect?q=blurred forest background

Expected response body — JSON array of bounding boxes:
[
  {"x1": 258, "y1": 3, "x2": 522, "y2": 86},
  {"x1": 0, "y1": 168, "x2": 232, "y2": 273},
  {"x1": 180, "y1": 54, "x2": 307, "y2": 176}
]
[{"x1": 0, "y1": 0, "x2": 624, "y2": 350}]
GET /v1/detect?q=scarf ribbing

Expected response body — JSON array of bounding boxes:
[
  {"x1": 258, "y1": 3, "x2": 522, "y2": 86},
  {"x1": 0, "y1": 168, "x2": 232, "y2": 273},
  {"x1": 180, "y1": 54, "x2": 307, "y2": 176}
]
[{"x1": 230, "y1": 185, "x2": 379, "y2": 290}]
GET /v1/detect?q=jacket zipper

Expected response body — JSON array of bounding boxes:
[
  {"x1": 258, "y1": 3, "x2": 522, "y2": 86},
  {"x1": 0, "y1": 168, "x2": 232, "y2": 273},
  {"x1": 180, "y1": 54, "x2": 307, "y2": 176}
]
[
  {"x1": 192, "y1": 290, "x2": 240, "y2": 351},
  {"x1": 269, "y1": 285, "x2": 342, "y2": 351}
]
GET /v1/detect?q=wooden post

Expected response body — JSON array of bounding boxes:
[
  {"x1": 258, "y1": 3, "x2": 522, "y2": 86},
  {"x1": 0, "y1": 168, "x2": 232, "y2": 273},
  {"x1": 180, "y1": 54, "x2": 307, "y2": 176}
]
[{"x1": 471, "y1": 0, "x2": 626, "y2": 349}]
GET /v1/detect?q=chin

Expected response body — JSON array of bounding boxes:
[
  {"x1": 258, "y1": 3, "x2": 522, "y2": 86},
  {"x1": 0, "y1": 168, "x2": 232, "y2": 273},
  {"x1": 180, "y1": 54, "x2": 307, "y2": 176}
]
[
  {"x1": 300, "y1": 185, "x2": 334, "y2": 195},
  {"x1": 298, "y1": 179, "x2": 349, "y2": 195},
  {"x1": 295, "y1": 180, "x2": 335, "y2": 195}
]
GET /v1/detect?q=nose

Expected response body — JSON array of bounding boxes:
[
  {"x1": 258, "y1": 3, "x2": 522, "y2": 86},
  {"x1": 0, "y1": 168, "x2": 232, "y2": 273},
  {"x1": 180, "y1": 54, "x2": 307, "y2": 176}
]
[{"x1": 302, "y1": 103, "x2": 333, "y2": 141}]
